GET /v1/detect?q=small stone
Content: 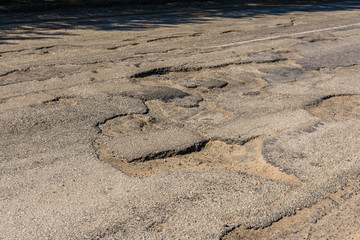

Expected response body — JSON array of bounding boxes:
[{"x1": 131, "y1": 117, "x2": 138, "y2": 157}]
[{"x1": 147, "y1": 116, "x2": 157, "y2": 123}]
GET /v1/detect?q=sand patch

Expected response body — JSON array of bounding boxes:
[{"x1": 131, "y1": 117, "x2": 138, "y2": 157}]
[
  {"x1": 306, "y1": 95, "x2": 360, "y2": 120},
  {"x1": 95, "y1": 136, "x2": 300, "y2": 186}
]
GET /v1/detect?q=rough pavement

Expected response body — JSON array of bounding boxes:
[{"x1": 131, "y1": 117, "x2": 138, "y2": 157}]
[{"x1": 1, "y1": 1, "x2": 360, "y2": 239}]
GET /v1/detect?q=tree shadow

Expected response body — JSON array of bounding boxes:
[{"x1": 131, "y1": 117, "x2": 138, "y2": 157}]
[{"x1": 0, "y1": 0, "x2": 359, "y2": 44}]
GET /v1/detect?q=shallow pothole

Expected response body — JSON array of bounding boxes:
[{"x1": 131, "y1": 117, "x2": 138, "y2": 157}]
[
  {"x1": 95, "y1": 136, "x2": 300, "y2": 186},
  {"x1": 132, "y1": 65, "x2": 266, "y2": 94},
  {"x1": 306, "y1": 95, "x2": 360, "y2": 120},
  {"x1": 221, "y1": 177, "x2": 360, "y2": 240},
  {"x1": 98, "y1": 114, "x2": 161, "y2": 137}
]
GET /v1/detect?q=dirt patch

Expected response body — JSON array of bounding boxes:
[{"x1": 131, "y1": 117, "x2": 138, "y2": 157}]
[
  {"x1": 95, "y1": 136, "x2": 301, "y2": 186},
  {"x1": 306, "y1": 95, "x2": 360, "y2": 120}
]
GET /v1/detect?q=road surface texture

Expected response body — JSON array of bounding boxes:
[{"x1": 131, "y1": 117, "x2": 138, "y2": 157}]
[{"x1": 1, "y1": 0, "x2": 360, "y2": 239}]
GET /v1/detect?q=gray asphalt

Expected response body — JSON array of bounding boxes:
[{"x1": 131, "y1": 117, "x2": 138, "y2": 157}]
[{"x1": 1, "y1": 1, "x2": 360, "y2": 239}]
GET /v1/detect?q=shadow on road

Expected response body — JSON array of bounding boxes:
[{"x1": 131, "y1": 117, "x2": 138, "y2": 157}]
[{"x1": 0, "y1": 0, "x2": 359, "y2": 44}]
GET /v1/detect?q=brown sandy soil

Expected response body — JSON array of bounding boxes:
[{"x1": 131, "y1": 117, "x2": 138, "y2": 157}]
[
  {"x1": 95, "y1": 137, "x2": 301, "y2": 186},
  {"x1": 306, "y1": 95, "x2": 360, "y2": 120}
]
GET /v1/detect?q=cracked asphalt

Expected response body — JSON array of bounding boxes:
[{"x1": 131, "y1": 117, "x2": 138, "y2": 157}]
[{"x1": 1, "y1": 1, "x2": 360, "y2": 239}]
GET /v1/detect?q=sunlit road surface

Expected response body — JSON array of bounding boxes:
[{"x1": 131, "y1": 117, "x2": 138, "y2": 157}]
[{"x1": 1, "y1": 1, "x2": 360, "y2": 239}]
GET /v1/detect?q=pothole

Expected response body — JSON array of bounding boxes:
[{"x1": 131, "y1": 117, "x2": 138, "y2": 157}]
[
  {"x1": 221, "y1": 199, "x2": 335, "y2": 240},
  {"x1": 259, "y1": 67, "x2": 313, "y2": 83},
  {"x1": 306, "y1": 95, "x2": 360, "y2": 120},
  {"x1": 221, "y1": 177, "x2": 360, "y2": 240},
  {"x1": 98, "y1": 114, "x2": 160, "y2": 137},
  {"x1": 132, "y1": 65, "x2": 266, "y2": 93},
  {"x1": 95, "y1": 135, "x2": 301, "y2": 186},
  {"x1": 44, "y1": 97, "x2": 80, "y2": 105}
]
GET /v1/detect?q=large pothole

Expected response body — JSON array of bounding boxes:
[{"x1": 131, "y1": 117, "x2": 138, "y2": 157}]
[
  {"x1": 95, "y1": 134, "x2": 300, "y2": 186},
  {"x1": 132, "y1": 65, "x2": 267, "y2": 95},
  {"x1": 306, "y1": 95, "x2": 360, "y2": 120}
]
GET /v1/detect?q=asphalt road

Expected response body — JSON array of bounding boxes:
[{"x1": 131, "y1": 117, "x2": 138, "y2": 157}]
[{"x1": 1, "y1": 1, "x2": 360, "y2": 239}]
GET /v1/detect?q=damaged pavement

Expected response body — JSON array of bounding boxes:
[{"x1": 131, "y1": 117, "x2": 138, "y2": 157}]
[{"x1": 1, "y1": 1, "x2": 360, "y2": 239}]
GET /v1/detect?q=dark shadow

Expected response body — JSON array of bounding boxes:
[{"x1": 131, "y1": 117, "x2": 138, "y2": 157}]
[{"x1": 0, "y1": 0, "x2": 359, "y2": 44}]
